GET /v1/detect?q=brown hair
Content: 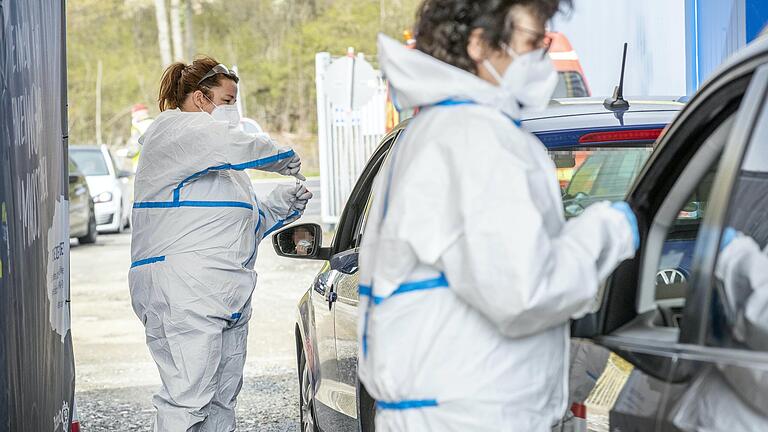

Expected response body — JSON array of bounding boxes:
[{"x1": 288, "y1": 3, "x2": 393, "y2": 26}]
[
  {"x1": 157, "y1": 56, "x2": 240, "y2": 111},
  {"x1": 415, "y1": 0, "x2": 571, "y2": 73}
]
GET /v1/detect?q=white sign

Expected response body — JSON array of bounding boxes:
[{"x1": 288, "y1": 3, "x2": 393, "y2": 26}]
[
  {"x1": 324, "y1": 53, "x2": 379, "y2": 110},
  {"x1": 47, "y1": 196, "x2": 70, "y2": 342}
]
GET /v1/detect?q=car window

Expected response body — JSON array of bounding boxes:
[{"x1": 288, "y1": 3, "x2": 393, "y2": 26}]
[
  {"x1": 552, "y1": 71, "x2": 590, "y2": 98},
  {"x1": 709, "y1": 102, "x2": 768, "y2": 351},
  {"x1": 68, "y1": 158, "x2": 79, "y2": 174},
  {"x1": 631, "y1": 115, "x2": 735, "y2": 327},
  {"x1": 333, "y1": 133, "x2": 398, "y2": 253},
  {"x1": 549, "y1": 147, "x2": 653, "y2": 218},
  {"x1": 652, "y1": 159, "x2": 720, "y2": 323},
  {"x1": 70, "y1": 150, "x2": 109, "y2": 176},
  {"x1": 108, "y1": 149, "x2": 120, "y2": 174}
]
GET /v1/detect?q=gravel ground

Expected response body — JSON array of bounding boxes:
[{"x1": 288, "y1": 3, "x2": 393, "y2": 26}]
[{"x1": 76, "y1": 367, "x2": 298, "y2": 432}]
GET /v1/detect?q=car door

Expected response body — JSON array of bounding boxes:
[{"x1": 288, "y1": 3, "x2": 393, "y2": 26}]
[
  {"x1": 68, "y1": 158, "x2": 89, "y2": 235},
  {"x1": 656, "y1": 64, "x2": 768, "y2": 431},
  {"x1": 313, "y1": 130, "x2": 399, "y2": 431},
  {"x1": 333, "y1": 134, "x2": 398, "y2": 425},
  {"x1": 109, "y1": 147, "x2": 133, "y2": 218},
  {"x1": 308, "y1": 262, "x2": 342, "y2": 429},
  {"x1": 571, "y1": 43, "x2": 768, "y2": 431}
]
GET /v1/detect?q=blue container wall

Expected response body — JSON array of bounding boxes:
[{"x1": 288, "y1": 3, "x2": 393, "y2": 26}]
[{"x1": 686, "y1": 0, "x2": 768, "y2": 94}]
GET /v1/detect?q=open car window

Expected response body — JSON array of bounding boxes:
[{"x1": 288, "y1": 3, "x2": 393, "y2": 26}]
[{"x1": 634, "y1": 115, "x2": 735, "y2": 329}]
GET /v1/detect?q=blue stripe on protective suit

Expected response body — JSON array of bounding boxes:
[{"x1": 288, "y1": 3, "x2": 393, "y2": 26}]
[
  {"x1": 377, "y1": 399, "x2": 439, "y2": 410},
  {"x1": 359, "y1": 274, "x2": 449, "y2": 356},
  {"x1": 360, "y1": 284, "x2": 373, "y2": 356},
  {"x1": 359, "y1": 274, "x2": 449, "y2": 305},
  {"x1": 172, "y1": 151, "x2": 295, "y2": 202},
  {"x1": 264, "y1": 211, "x2": 300, "y2": 236},
  {"x1": 242, "y1": 207, "x2": 264, "y2": 267},
  {"x1": 131, "y1": 256, "x2": 166, "y2": 268},
  {"x1": 134, "y1": 200, "x2": 254, "y2": 210}
]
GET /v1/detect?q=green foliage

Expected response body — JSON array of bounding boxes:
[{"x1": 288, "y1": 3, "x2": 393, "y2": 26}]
[{"x1": 66, "y1": 0, "x2": 422, "y2": 148}]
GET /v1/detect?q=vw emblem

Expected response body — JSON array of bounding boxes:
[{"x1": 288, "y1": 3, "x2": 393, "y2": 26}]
[{"x1": 656, "y1": 269, "x2": 686, "y2": 285}]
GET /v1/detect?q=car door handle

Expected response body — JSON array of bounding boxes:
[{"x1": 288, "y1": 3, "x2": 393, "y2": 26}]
[{"x1": 325, "y1": 284, "x2": 337, "y2": 310}]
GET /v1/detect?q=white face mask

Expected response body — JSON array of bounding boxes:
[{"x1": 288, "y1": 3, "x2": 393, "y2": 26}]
[
  {"x1": 482, "y1": 45, "x2": 558, "y2": 112},
  {"x1": 200, "y1": 94, "x2": 241, "y2": 128},
  {"x1": 211, "y1": 104, "x2": 241, "y2": 128}
]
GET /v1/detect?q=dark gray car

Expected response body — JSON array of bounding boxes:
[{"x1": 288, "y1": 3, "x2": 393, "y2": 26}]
[{"x1": 68, "y1": 157, "x2": 98, "y2": 244}]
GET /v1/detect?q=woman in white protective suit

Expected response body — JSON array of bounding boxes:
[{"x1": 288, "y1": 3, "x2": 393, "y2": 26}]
[
  {"x1": 128, "y1": 56, "x2": 312, "y2": 431},
  {"x1": 357, "y1": 1, "x2": 640, "y2": 430}
]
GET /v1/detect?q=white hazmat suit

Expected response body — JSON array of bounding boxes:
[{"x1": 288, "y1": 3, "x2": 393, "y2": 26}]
[
  {"x1": 357, "y1": 34, "x2": 637, "y2": 431},
  {"x1": 129, "y1": 109, "x2": 308, "y2": 431}
]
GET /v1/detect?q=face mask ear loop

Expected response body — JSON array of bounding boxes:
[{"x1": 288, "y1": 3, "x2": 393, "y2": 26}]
[
  {"x1": 502, "y1": 43, "x2": 520, "y2": 61},
  {"x1": 482, "y1": 59, "x2": 504, "y2": 86}
]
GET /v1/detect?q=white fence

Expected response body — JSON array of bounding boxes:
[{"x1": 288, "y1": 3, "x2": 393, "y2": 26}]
[{"x1": 315, "y1": 51, "x2": 387, "y2": 226}]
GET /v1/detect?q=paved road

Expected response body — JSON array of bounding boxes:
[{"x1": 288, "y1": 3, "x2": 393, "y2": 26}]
[{"x1": 71, "y1": 212, "x2": 325, "y2": 430}]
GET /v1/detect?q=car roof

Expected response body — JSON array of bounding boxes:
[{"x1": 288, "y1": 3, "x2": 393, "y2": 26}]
[
  {"x1": 70, "y1": 145, "x2": 103, "y2": 151},
  {"x1": 520, "y1": 97, "x2": 685, "y2": 148}
]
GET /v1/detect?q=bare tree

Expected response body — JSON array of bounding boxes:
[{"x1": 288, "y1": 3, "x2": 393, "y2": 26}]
[
  {"x1": 154, "y1": 0, "x2": 173, "y2": 66},
  {"x1": 184, "y1": 0, "x2": 196, "y2": 60},
  {"x1": 170, "y1": 0, "x2": 184, "y2": 61},
  {"x1": 95, "y1": 60, "x2": 103, "y2": 144}
]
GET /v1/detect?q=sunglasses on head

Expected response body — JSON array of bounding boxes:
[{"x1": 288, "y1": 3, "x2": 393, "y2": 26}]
[{"x1": 196, "y1": 64, "x2": 238, "y2": 86}]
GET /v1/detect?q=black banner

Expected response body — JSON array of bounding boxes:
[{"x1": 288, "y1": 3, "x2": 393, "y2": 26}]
[{"x1": 0, "y1": 0, "x2": 76, "y2": 430}]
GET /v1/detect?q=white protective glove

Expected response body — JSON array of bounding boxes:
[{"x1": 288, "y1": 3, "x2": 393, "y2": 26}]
[
  {"x1": 289, "y1": 183, "x2": 313, "y2": 213},
  {"x1": 266, "y1": 183, "x2": 314, "y2": 221},
  {"x1": 278, "y1": 146, "x2": 305, "y2": 181}
]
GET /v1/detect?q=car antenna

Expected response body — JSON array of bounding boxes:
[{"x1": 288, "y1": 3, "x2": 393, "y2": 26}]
[{"x1": 604, "y1": 42, "x2": 630, "y2": 111}]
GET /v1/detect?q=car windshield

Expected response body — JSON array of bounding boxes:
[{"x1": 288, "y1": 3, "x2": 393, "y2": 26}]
[
  {"x1": 70, "y1": 149, "x2": 109, "y2": 176},
  {"x1": 549, "y1": 146, "x2": 653, "y2": 218}
]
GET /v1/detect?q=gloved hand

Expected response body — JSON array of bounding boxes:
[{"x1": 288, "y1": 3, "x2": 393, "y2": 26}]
[
  {"x1": 611, "y1": 201, "x2": 640, "y2": 252},
  {"x1": 277, "y1": 147, "x2": 305, "y2": 181},
  {"x1": 289, "y1": 184, "x2": 313, "y2": 213},
  {"x1": 265, "y1": 183, "x2": 313, "y2": 221}
]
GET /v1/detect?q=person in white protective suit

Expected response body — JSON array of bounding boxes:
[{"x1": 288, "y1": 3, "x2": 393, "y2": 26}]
[
  {"x1": 128, "y1": 57, "x2": 312, "y2": 431},
  {"x1": 357, "y1": 1, "x2": 641, "y2": 430},
  {"x1": 672, "y1": 229, "x2": 768, "y2": 431}
]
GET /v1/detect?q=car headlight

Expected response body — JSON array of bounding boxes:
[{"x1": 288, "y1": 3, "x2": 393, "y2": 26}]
[{"x1": 93, "y1": 191, "x2": 113, "y2": 203}]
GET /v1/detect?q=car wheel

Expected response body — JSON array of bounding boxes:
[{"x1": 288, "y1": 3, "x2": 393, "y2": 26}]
[
  {"x1": 359, "y1": 382, "x2": 376, "y2": 432},
  {"x1": 299, "y1": 348, "x2": 318, "y2": 432},
  {"x1": 116, "y1": 204, "x2": 124, "y2": 233},
  {"x1": 78, "y1": 211, "x2": 98, "y2": 244}
]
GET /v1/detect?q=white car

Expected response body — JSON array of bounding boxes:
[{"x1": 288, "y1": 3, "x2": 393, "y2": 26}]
[{"x1": 70, "y1": 145, "x2": 134, "y2": 233}]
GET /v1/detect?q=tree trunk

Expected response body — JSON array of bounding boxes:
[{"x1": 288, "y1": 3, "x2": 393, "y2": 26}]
[
  {"x1": 154, "y1": 0, "x2": 173, "y2": 67},
  {"x1": 184, "y1": 0, "x2": 196, "y2": 60},
  {"x1": 170, "y1": 0, "x2": 184, "y2": 61},
  {"x1": 95, "y1": 60, "x2": 103, "y2": 145}
]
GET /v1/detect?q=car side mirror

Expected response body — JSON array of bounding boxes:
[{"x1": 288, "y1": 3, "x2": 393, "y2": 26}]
[
  {"x1": 118, "y1": 170, "x2": 133, "y2": 179},
  {"x1": 272, "y1": 223, "x2": 330, "y2": 260}
]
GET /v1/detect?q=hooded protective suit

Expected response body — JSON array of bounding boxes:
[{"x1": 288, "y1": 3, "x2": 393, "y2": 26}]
[
  {"x1": 129, "y1": 109, "x2": 309, "y2": 431},
  {"x1": 356, "y1": 34, "x2": 637, "y2": 431}
]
